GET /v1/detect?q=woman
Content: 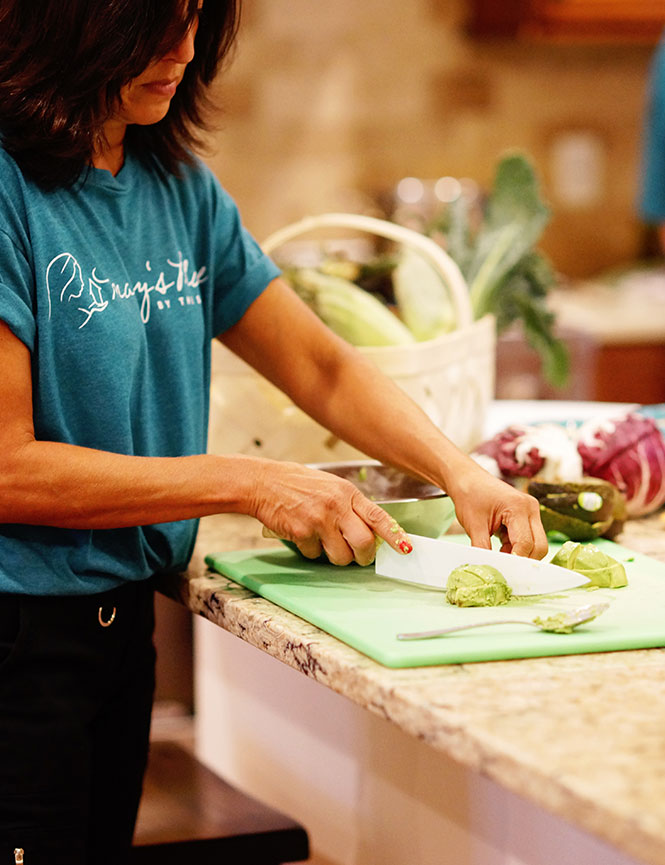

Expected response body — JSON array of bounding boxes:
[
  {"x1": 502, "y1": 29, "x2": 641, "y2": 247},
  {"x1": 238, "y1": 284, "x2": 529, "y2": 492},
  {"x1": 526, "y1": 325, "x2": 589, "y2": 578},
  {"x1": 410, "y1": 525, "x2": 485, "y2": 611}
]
[{"x1": 0, "y1": 1, "x2": 547, "y2": 862}]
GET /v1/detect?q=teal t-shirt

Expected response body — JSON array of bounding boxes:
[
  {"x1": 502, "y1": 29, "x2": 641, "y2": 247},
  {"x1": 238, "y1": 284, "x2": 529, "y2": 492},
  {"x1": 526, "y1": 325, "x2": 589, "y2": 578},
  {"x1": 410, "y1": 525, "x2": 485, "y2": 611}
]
[
  {"x1": 0, "y1": 147, "x2": 280, "y2": 595},
  {"x1": 640, "y1": 33, "x2": 665, "y2": 223}
]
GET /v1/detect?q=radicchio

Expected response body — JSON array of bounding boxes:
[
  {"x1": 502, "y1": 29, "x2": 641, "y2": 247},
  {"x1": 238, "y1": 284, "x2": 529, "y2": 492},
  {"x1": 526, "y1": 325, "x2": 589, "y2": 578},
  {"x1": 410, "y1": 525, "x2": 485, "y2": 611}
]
[
  {"x1": 473, "y1": 424, "x2": 583, "y2": 484},
  {"x1": 576, "y1": 412, "x2": 665, "y2": 517}
]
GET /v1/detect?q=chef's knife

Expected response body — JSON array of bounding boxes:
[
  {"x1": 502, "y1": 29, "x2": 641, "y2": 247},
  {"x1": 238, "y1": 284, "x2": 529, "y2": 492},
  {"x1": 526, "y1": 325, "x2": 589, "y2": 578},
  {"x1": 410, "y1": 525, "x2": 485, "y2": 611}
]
[{"x1": 375, "y1": 534, "x2": 590, "y2": 595}]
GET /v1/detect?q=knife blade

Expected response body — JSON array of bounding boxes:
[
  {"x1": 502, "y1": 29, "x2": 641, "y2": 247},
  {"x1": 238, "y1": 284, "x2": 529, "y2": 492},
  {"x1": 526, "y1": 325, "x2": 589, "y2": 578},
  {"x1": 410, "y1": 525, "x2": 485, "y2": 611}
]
[{"x1": 375, "y1": 534, "x2": 590, "y2": 596}]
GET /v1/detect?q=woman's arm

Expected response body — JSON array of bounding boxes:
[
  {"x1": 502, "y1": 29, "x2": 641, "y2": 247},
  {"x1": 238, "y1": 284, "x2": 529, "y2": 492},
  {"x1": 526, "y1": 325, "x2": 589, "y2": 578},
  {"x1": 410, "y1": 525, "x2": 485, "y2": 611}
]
[
  {"x1": 0, "y1": 319, "x2": 407, "y2": 565},
  {"x1": 220, "y1": 279, "x2": 548, "y2": 558}
]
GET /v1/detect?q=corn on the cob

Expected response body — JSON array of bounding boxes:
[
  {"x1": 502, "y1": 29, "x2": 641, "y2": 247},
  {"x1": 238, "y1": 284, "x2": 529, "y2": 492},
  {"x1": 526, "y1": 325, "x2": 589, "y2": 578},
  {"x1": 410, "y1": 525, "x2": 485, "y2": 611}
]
[
  {"x1": 287, "y1": 268, "x2": 416, "y2": 347},
  {"x1": 392, "y1": 247, "x2": 456, "y2": 341}
]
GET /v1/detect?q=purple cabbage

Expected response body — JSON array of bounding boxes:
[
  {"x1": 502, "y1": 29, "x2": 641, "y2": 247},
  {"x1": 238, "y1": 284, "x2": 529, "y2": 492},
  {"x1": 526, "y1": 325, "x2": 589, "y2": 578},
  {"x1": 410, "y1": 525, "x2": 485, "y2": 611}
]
[
  {"x1": 473, "y1": 423, "x2": 583, "y2": 484},
  {"x1": 576, "y1": 413, "x2": 665, "y2": 517}
]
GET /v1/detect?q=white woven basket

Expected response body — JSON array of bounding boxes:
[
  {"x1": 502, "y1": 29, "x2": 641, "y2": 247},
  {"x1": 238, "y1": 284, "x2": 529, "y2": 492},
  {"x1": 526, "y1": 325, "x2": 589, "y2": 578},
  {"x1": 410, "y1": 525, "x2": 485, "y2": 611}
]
[{"x1": 209, "y1": 213, "x2": 495, "y2": 461}]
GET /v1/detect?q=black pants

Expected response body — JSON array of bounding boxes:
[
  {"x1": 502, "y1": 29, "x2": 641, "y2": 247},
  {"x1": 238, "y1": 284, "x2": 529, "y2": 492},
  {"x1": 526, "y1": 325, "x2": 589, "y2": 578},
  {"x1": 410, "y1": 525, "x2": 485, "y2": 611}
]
[{"x1": 0, "y1": 579, "x2": 156, "y2": 865}]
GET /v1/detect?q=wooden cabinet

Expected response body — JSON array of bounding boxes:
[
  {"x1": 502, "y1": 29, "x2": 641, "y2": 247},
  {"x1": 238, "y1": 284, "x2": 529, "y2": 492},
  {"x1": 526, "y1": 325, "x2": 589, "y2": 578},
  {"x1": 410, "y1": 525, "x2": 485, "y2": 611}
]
[
  {"x1": 467, "y1": 1, "x2": 665, "y2": 43},
  {"x1": 592, "y1": 342, "x2": 665, "y2": 403},
  {"x1": 495, "y1": 328, "x2": 665, "y2": 404},
  {"x1": 153, "y1": 593, "x2": 193, "y2": 714}
]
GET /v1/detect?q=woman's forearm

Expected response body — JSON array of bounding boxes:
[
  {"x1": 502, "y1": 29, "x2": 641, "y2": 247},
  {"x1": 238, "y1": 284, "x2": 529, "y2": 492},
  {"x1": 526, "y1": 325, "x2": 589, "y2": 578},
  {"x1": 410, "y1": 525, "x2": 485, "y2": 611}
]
[
  {"x1": 221, "y1": 280, "x2": 467, "y2": 493},
  {"x1": 288, "y1": 342, "x2": 468, "y2": 492},
  {"x1": 0, "y1": 440, "x2": 259, "y2": 528},
  {"x1": 0, "y1": 439, "x2": 413, "y2": 564}
]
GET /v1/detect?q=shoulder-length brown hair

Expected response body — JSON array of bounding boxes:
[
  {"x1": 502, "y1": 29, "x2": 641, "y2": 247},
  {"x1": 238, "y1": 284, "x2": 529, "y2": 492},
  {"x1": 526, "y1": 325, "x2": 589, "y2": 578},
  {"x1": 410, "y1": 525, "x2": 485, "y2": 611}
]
[{"x1": 0, "y1": 0, "x2": 240, "y2": 186}]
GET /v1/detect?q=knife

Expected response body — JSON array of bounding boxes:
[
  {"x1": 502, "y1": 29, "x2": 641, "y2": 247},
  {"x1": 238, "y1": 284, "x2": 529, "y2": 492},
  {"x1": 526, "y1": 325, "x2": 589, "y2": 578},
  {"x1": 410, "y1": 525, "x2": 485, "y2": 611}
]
[{"x1": 374, "y1": 534, "x2": 590, "y2": 596}]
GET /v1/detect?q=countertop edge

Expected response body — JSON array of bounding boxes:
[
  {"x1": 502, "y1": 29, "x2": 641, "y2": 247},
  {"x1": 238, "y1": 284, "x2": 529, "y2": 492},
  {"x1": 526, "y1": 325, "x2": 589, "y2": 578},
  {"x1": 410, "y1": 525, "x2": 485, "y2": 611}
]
[{"x1": 165, "y1": 512, "x2": 665, "y2": 865}]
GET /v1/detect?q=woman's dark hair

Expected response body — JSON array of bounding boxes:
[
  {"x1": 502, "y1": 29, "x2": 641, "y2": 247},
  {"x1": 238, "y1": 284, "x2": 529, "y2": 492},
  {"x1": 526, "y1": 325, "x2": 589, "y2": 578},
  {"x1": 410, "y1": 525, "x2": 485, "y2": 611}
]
[{"x1": 0, "y1": 0, "x2": 240, "y2": 186}]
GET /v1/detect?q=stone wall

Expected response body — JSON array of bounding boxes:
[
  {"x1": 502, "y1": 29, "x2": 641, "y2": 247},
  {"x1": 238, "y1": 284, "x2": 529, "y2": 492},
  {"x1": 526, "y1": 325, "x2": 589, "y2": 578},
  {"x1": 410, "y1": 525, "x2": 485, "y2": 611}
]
[{"x1": 203, "y1": 0, "x2": 658, "y2": 278}]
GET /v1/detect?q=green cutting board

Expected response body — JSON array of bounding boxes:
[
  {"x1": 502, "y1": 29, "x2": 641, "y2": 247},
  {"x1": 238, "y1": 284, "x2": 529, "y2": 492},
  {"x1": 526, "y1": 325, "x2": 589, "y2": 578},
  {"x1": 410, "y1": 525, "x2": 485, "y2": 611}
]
[{"x1": 204, "y1": 538, "x2": 665, "y2": 668}]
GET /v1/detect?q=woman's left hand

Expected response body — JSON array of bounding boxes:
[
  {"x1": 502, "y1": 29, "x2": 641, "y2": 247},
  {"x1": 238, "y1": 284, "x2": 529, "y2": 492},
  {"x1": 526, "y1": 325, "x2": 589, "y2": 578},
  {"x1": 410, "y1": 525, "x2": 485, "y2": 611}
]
[{"x1": 444, "y1": 461, "x2": 549, "y2": 559}]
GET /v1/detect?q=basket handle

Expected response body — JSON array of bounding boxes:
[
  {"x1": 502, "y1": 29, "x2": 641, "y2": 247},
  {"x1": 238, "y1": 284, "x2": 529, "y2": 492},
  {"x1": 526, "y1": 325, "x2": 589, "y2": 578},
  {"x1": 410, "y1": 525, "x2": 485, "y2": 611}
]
[{"x1": 262, "y1": 212, "x2": 473, "y2": 328}]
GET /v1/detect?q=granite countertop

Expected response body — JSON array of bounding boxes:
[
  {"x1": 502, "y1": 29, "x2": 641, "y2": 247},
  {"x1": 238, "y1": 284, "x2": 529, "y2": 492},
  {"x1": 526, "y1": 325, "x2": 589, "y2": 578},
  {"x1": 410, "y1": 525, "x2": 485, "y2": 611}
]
[{"x1": 166, "y1": 511, "x2": 665, "y2": 865}]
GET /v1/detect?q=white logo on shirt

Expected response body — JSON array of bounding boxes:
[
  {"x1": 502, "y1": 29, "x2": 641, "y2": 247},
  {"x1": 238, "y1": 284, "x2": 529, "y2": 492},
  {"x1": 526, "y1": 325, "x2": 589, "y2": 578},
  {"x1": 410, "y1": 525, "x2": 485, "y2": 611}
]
[{"x1": 45, "y1": 252, "x2": 207, "y2": 328}]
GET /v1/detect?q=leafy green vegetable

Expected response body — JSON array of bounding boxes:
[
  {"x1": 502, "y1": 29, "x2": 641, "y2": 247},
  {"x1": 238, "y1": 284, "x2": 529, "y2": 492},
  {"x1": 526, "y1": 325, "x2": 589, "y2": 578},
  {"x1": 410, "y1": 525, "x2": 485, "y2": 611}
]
[
  {"x1": 431, "y1": 152, "x2": 569, "y2": 387},
  {"x1": 274, "y1": 155, "x2": 568, "y2": 386},
  {"x1": 466, "y1": 155, "x2": 550, "y2": 313},
  {"x1": 284, "y1": 267, "x2": 415, "y2": 347}
]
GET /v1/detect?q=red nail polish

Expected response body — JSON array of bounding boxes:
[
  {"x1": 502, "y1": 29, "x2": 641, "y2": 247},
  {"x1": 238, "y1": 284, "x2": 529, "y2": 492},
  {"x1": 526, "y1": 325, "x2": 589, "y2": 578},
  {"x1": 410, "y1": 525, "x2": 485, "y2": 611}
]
[{"x1": 398, "y1": 539, "x2": 413, "y2": 554}]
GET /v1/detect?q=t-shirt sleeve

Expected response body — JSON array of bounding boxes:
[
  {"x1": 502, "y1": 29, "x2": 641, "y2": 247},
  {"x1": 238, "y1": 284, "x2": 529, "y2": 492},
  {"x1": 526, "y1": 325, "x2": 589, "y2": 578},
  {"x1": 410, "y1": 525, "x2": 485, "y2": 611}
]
[
  {"x1": 0, "y1": 227, "x2": 36, "y2": 350},
  {"x1": 639, "y1": 36, "x2": 665, "y2": 223},
  {"x1": 202, "y1": 170, "x2": 281, "y2": 336}
]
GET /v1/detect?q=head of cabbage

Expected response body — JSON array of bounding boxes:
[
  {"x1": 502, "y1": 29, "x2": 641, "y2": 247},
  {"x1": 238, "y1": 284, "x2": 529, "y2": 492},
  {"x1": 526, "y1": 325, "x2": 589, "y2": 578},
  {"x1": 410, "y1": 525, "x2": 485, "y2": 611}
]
[{"x1": 576, "y1": 412, "x2": 665, "y2": 517}]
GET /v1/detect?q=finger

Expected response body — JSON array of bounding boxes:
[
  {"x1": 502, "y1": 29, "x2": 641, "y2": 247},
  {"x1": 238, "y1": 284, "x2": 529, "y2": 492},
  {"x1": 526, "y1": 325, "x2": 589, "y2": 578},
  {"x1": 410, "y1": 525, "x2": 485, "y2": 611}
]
[
  {"x1": 339, "y1": 519, "x2": 378, "y2": 567},
  {"x1": 352, "y1": 496, "x2": 412, "y2": 557},
  {"x1": 524, "y1": 510, "x2": 549, "y2": 559},
  {"x1": 503, "y1": 534, "x2": 534, "y2": 557},
  {"x1": 495, "y1": 514, "x2": 535, "y2": 556},
  {"x1": 324, "y1": 503, "x2": 398, "y2": 566},
  {"x1": 496, "y1": 525, "x2": 510, "y2": 554},
  {"x1": 501, "y1": 503, "x2": 549, "y2": 559},
  {"x1": 464, "y1": 517, "x2": 494, "y2": 550},
  {"x1": 295, "y1": 534, "x2": 325, "y2": 561},
  {"x1": 320, "y1": 534, "x2": 355, "y2": 567}
]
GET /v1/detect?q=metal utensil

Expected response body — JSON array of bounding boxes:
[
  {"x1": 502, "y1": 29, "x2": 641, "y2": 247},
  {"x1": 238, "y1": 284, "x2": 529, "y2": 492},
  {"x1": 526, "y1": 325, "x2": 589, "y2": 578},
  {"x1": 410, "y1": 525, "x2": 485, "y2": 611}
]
[
  {"x1": 396, "y1": 602, "x2": 610, "y2": 640},
  {"x1": 375, "y1": 534, "x2": 591, "y2": 596}
]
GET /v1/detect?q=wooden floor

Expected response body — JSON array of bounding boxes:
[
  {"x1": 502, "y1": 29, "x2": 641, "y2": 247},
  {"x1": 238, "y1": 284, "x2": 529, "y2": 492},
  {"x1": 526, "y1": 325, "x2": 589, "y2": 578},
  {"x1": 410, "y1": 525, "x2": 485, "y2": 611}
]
[{"x1": 149, "y1": 703, "x2": 335, "y2": 865}]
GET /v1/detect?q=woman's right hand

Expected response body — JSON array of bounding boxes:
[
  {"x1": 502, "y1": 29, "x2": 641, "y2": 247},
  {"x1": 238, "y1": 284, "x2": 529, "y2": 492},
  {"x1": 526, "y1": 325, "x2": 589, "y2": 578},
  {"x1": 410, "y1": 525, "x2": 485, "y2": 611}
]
[{"x1": 247, "y1": 460, "x2": 412, "y2": 566}]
